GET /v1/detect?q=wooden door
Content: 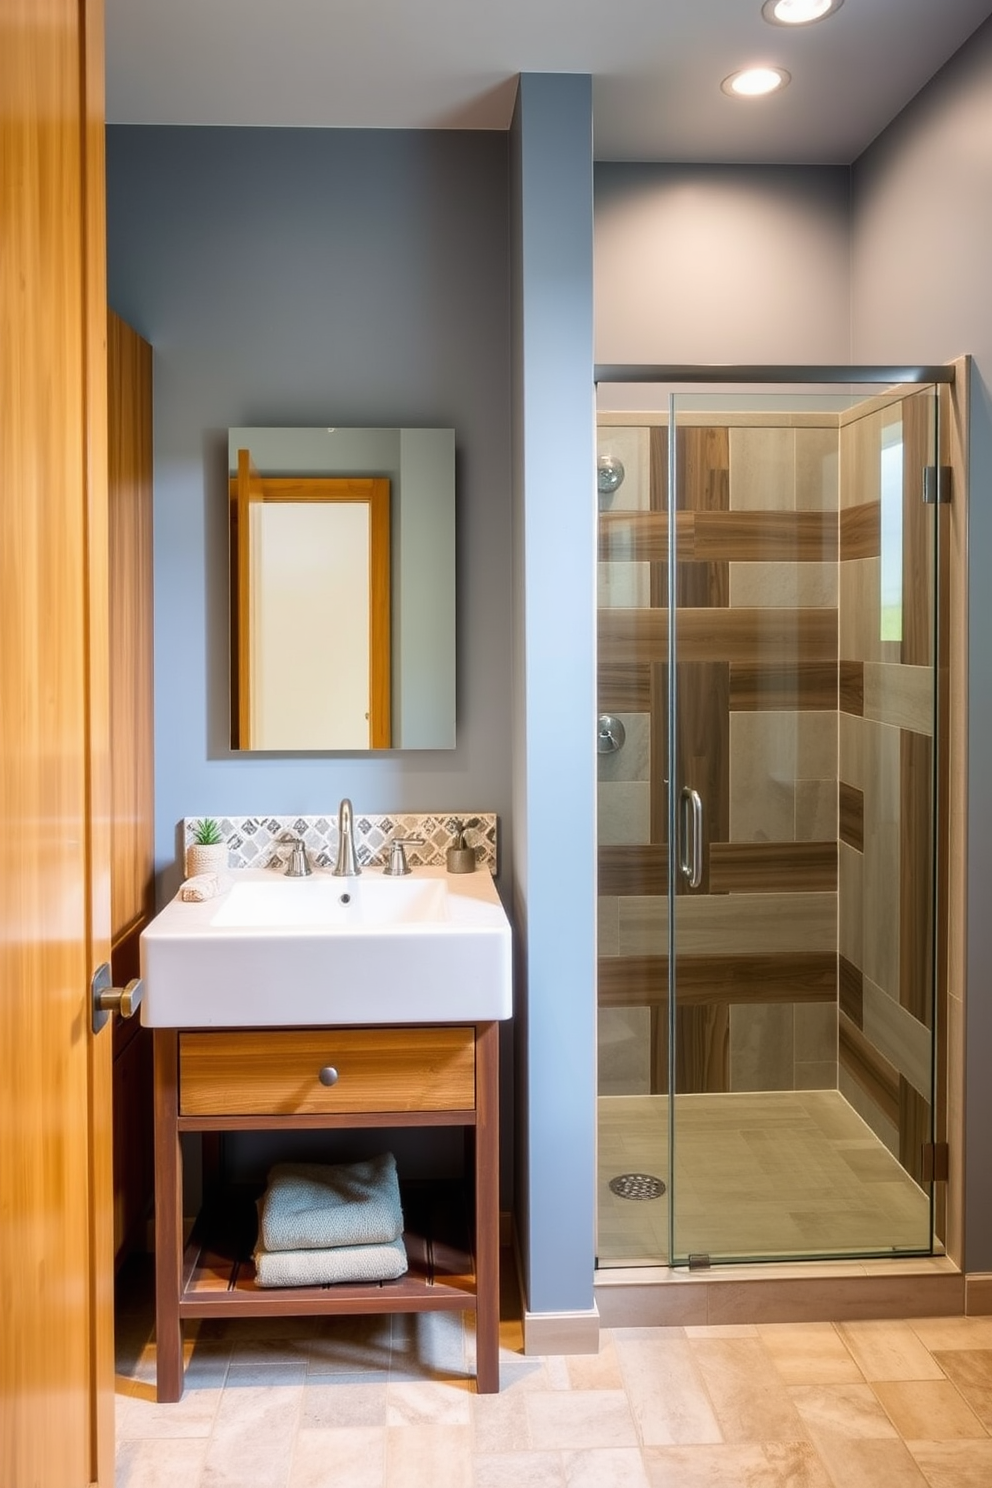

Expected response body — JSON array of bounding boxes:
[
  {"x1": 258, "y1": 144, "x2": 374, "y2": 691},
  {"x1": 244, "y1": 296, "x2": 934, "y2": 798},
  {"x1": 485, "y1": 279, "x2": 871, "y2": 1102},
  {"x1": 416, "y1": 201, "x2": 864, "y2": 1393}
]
[{"x1": 0, "y1": 2, "x2": 115, "y2": 1485}]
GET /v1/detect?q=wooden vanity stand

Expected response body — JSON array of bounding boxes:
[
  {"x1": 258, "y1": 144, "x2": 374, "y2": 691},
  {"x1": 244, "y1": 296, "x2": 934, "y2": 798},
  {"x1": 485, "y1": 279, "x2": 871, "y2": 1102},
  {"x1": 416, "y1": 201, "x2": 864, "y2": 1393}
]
[{"x1": 152, "y1": 1021, "x2": 500, "y2": 1399}]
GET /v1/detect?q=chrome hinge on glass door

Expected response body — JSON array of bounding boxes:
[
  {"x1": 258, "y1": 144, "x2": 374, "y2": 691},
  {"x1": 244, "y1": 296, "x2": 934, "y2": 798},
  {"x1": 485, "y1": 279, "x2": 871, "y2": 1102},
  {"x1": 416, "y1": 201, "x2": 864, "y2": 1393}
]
[
  {"x1": 679, "y1": 787, "x2": 704, "y2": 889},
  {"x1": 922, "y1": 466, "x2": 952, "y2": 504}
]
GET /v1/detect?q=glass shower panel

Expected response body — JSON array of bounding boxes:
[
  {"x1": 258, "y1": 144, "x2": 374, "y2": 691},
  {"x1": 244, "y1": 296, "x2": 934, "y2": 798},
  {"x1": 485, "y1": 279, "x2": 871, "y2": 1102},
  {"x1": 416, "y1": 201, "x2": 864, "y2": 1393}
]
[
  {"x1": 597, "y1": 419, "x2": 672, "y2": 1267},
  {"x1": 668, "y1": 385, "x2": 940, "y2": 1266}
]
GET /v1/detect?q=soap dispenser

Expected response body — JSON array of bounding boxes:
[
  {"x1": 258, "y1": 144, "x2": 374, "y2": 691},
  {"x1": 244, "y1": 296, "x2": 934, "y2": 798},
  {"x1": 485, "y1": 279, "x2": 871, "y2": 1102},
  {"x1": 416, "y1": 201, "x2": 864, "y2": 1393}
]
[{"x1": 446, "y1": 820, "x2": 476, "y2": 874}]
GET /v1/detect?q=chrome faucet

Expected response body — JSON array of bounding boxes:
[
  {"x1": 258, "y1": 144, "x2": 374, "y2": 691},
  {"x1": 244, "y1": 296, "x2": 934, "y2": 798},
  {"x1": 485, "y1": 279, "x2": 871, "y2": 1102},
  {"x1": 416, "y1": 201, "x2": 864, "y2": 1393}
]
[
  {"x1": 283, "y1": 837, "x2": 312, "y2": 877},
  {"x1": 333, "y1": 798, "x2": 361, "y2": 877}
]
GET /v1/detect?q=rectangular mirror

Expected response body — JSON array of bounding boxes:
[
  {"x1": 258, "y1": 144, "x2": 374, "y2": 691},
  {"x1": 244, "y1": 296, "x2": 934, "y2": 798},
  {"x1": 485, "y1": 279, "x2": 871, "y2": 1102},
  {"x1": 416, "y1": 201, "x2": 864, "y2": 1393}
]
[{"x1": 229, "y1": 427, "x2": 456, "y2": 751}]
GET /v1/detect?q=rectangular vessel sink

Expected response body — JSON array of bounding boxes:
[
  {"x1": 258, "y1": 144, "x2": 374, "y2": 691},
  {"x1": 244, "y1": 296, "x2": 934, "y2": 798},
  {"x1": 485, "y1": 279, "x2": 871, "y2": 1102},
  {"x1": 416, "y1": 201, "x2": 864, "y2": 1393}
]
[{"x1": 140, "y1": 865, "x2": 512, "y2": 1027}]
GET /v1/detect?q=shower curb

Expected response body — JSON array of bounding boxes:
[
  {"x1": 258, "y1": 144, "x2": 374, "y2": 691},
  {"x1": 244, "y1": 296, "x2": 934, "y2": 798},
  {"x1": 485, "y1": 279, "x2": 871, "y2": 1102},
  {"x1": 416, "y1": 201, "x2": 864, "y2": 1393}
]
[{"x1": 595, "y1": 1258, "x2": 965, "y2": 1329}]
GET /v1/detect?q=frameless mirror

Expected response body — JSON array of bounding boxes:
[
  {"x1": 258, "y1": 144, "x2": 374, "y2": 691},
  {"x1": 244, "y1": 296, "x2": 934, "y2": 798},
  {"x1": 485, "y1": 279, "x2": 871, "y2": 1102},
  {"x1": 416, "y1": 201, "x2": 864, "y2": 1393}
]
[{"x1": 229, "y1": 427, "x2": 456, "y2": 752}]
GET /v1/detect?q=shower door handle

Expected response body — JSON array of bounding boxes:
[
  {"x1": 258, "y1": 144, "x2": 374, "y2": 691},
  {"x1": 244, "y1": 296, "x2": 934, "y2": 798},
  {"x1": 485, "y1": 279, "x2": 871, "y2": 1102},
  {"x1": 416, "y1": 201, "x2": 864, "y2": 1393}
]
[{"x1": 679, "y1": 787, "x2": 704, "y2": 889}]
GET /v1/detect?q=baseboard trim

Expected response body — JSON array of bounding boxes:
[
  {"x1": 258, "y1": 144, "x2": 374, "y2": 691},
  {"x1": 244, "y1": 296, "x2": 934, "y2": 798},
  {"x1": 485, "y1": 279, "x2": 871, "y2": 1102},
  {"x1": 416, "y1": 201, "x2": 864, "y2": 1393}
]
[
  {"x1": 595, "y1": 1257, "x2": 964, "y2": 1328},
  {"x1": 523, "y1": 1305, "x2": 601, "y2": 1356},
  {"x1": 966, "y1": 1272, "x2": 992, "y2": 1315}
]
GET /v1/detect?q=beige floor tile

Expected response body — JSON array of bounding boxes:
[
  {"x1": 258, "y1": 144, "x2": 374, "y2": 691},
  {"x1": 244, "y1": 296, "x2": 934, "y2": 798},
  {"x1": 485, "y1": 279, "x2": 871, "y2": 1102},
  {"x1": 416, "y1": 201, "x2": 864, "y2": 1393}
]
[
  {"x1": 908, "y1": 1439, "x2": 992, "y2": 1488},
  {"x1": 614, "y1": 1335, "x2": 722, "y2": 1446},
  {"x1": 225, "y1": 1357, "x2": 309, "y2": 1387},
  {"x1": 871, "y1": 1379, "x2": 986, "y2": 1441},
  {"x1": 790, "y1": 1382, "x2": 899, "y2": 1442},
  {"x1": 289, "y1": 1426, "x2": 385, "y2": 1488},
  {"x1": 837, "y1": 1322, "x2": 946, "y2": 1382},
  {"x1": 386, "y1": 1377, "x2": 473, "y2": 1426},
  {"x1": 684, "y1": 1325, "x2": 758, "y2": 1339},
  {"x1": 301, "y1": 1378, "x2": 388, "y2": 1429},
  {"x1": 473, "y1": 1389, "x2": 533, "y2": 1453},
  {"x1": 910, "y1": 1318, "x2": 992, "y2": 1352},
  {"x1": 762, "y1": 1441, "x2": 835, "y2": 1487},
  {"x1": 930, "y1": 1349, "x2": 992, "y2": 1427},
  {"x1": 689, "y1": 1338, "x2": 808, "y2": 1444},
  {"x1": 388, "y1": 1309, "x2": 469, "y2": 1381},
  {"x1": 757, "y1": 1323, "x2": 866, "y2": 1385},
  {"x1": 564, "y1": 1336, "x2": 626, "y2": 1390},
  {"x1": 813, "y1": 1435, "x2": 931, "y2": 1487},
  {"x1": 642, "y1": 1442, "x2": 783, "y2": 1487},
  {"x1": 472, "y1": 1450, "x2": 567, "y2": 1488},
  {"x1": 303, "y1": 1319, "x2": 392, "y2": 1379},
  {"x1": 115, "y1": 1384, "x2": 224, "y2": 1441},
  {"x1": 115, "y1": 1436, "x2": 209, "y2": 1488},
  {"x1": 384, "y1": 1424, "x2": 473, "y2": 1488},
  {"x1": 525, "y1": 1390, "x2": 639, "y2": 1450},
  {"x1": 199, "y1": 1384, "x2": 303, "y2": 1488},
  {"x1": 562, "y1": 1445, "x2": 653, "y2": 1487}
]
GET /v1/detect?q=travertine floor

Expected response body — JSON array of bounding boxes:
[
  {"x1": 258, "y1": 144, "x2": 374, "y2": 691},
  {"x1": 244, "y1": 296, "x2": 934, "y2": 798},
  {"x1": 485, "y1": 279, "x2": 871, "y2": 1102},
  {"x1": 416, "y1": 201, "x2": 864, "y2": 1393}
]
[
  {"x1": 114, "y1": 1258, "x2": 992, "y2": 1488},
  {"x1": 598, "y1": 1090, "x2": 932, "y2": 1266}
]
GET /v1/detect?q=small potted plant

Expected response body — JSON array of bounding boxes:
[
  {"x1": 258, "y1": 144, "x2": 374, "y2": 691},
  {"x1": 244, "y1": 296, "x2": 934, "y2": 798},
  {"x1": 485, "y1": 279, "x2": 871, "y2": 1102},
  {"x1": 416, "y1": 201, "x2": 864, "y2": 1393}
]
[{"x1": 186, "y1": 818, "x2": 229, "y2": 879}]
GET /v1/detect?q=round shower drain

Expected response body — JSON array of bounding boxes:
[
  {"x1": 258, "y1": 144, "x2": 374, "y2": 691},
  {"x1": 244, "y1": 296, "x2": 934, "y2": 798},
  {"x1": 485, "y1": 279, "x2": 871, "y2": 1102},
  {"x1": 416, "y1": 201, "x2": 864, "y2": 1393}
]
[{"x1": 608, "y1": 1173, "x2": 666, "y2": 1201}]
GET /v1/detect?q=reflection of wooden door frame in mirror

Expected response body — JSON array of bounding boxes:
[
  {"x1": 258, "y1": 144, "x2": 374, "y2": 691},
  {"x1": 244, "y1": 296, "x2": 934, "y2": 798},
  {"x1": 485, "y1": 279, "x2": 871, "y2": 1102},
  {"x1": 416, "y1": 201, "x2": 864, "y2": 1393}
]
[{"x1": 230, "y1": 449, "x2": 391, "y2": 749}]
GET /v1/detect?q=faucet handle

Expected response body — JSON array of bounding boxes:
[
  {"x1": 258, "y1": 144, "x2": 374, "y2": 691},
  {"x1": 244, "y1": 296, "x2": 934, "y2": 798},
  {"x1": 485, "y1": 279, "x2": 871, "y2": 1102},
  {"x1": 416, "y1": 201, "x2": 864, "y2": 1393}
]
[
  {"x1": 283, "y1": 837, "x2": 312, "y2": 877},
  {"x1": 383, "y1": 836, "x2": 424, "y2": 877}
]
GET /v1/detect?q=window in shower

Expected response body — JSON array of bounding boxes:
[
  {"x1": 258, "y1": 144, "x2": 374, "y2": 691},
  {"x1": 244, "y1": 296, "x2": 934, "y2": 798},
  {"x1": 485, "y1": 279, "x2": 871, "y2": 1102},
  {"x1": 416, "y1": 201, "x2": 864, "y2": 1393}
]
[{"x1": 880, "y1": 414, "x2": 904, "y2": 642}]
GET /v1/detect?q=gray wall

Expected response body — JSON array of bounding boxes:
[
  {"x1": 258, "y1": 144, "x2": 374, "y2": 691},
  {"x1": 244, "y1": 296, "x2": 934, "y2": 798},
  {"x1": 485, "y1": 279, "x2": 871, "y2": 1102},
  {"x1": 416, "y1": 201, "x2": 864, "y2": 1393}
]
[
  {"x1": 595, "y1": 162, "x2": 852, "y2": 384},
  {"x1": 851, "y1": 15, "x2": 992, "y2": 1270},
  {"x1": 106, "y1": 127, "x2": 512, "y2": 890},
  {"x1": 511, "y1": 75, "x2": 597, "y2": 1317}
]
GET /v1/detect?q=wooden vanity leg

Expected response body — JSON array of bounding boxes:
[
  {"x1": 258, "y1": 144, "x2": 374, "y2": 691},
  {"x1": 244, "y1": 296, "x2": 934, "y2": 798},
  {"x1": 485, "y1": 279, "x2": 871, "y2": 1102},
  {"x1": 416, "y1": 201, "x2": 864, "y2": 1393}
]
[
  {"x1": 153, "y1": 1030, "x2": 185, "y2": 1401},
  {"x1": 474, "y1": 1021, "x2": 500, "y2": 1393}
]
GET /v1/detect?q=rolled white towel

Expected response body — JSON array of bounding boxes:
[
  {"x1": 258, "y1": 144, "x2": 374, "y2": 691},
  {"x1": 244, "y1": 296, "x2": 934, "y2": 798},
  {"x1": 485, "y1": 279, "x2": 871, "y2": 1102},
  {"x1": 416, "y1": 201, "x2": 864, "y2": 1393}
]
[{"x1": 179, "y1": 872, "x2": 228, "y2": 902}]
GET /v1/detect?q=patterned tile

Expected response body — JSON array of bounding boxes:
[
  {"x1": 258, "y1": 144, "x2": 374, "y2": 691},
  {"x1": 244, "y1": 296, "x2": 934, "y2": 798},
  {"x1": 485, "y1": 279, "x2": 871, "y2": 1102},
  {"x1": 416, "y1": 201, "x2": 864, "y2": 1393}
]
[{"x1": 183, "y1": 812, "x2": 498, "y2": 873}]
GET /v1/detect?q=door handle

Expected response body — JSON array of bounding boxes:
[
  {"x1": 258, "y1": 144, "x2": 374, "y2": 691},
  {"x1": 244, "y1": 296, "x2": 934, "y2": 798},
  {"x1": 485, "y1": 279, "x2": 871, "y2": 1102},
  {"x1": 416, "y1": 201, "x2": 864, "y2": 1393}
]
[
  {"x1": 91, "y1": 962, "x2": 144, "y2": 1035},
  {"x1": 679, "y1": 787, "x2": 704, "y2": 889}
]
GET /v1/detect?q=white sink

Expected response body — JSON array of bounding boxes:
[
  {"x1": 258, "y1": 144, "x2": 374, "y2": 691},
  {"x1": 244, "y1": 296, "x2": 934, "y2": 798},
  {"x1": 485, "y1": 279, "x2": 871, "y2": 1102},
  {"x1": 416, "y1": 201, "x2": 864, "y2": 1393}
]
[{"x1": 139, "y1": 865, "x2": 512, "y2": 1027}]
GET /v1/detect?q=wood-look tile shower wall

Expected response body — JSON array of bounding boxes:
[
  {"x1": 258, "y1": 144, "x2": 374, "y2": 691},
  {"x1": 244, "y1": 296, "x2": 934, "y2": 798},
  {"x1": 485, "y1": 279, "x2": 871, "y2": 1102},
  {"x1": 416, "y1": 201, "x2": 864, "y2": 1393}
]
[{"x1": 597, "y1": 398, "x2": 934, "y2": 1184}]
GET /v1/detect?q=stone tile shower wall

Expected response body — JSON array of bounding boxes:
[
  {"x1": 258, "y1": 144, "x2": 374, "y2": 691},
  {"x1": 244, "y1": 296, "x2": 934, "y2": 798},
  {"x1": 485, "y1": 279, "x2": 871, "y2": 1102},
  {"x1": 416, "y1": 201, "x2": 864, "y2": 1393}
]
[
  {"x1": 597, "y1": 413, "x2": 841, "y2": 1099},
  {"x1": 836, "y1": 390, "x2": 935, "y2": 1184},
  {"x1": 597, "y1": 395, "x2": 937, "y2": 1189}
]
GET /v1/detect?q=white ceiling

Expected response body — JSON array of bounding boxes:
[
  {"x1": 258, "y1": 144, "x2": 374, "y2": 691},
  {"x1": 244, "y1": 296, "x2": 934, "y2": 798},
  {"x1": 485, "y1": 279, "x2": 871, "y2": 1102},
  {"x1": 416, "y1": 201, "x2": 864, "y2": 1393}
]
[{"x1": 105, "y1": 0, "x2": 992, "y2": 164}]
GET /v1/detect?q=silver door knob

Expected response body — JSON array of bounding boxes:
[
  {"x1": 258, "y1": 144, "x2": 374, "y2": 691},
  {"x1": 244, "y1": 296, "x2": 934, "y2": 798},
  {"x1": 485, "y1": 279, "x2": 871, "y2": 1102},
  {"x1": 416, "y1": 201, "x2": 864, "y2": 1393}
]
[{"x1": 318, "y1": 1066, "x2": 339, "y2": 1087}]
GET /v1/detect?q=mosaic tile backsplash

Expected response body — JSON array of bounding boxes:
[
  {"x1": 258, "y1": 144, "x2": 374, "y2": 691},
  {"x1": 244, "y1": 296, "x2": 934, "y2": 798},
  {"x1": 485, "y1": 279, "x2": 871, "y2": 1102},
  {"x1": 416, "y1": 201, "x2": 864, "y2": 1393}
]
[{"x1": 183, "y1": 813, "x2": 498, "y2": 874}]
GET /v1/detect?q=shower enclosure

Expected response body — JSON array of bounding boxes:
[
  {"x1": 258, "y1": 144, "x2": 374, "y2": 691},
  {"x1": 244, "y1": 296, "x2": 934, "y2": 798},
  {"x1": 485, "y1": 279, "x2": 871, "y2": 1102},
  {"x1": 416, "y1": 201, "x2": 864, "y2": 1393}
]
[{"x1": 595, "y1": 367, "x2": 951, "y2": 1269}]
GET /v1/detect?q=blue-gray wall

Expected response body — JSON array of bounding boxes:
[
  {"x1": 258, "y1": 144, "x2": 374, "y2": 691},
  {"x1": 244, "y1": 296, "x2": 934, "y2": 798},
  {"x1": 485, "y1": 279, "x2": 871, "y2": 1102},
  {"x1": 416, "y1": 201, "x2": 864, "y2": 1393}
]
[
  {"x1": 851, "y1": 15, "x2": 992, "y2": 1271},
  {"x1": 106, "y1": 127, "x2": 513, "y2": 890},
  {"x1": 594, "y1": 161, "x2": 852, "y2": 378},
  {"x1": 510, "y1": 74, "x2": 597, "y2": 1317}
]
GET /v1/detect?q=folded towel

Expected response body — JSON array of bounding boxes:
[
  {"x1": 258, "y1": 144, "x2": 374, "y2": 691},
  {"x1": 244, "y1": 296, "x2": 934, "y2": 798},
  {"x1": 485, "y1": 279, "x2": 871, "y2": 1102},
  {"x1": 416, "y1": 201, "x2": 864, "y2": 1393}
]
[
  {"x1": 259, "y1": 1154, "x2": 403, "y2": 1252},
  {"x1": 179, "y1": 872, "x2": 228, "y2": 902},
  {"x1": 252, "y1": 1236, "x2": 408, "y2": 1289}
]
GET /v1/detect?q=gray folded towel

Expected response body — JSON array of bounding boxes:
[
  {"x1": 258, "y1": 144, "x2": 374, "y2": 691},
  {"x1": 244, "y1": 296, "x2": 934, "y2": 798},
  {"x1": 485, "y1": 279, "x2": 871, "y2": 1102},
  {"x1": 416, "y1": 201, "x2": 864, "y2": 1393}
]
[
  {"x1": 258, "y1": 1153, "x2": 404, "y2": 1252},
  {"x1": 252, "y1": 1236, "x2": 408, "y2": 1289}
]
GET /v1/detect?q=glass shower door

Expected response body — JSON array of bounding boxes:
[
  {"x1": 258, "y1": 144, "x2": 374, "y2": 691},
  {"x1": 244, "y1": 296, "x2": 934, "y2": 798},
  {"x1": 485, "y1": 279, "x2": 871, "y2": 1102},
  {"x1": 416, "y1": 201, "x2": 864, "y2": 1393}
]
[{"x1": 667, "y1": 384, "x2": 940, "y2": 1265}]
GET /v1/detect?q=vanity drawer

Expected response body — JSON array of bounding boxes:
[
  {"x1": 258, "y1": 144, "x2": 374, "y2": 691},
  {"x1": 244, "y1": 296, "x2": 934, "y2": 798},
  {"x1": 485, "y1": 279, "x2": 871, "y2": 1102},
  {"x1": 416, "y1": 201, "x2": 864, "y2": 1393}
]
[{"x1": 178, "y1": 1026, "x2": 476, "y2": 1116}]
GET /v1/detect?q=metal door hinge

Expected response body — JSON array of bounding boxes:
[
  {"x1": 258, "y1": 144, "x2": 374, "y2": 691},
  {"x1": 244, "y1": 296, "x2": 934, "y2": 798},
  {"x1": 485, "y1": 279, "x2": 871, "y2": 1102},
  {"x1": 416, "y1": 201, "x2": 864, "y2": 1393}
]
[
  {"x1": 921, "y1": 1142, "x2": 949, "y2": 1183},
  {"x1": 923, "y1": 466, "x2": 952, "y2": 504},
  {"x1": 688, "y1": 1253, "x2": 711, "y2": 1270}
]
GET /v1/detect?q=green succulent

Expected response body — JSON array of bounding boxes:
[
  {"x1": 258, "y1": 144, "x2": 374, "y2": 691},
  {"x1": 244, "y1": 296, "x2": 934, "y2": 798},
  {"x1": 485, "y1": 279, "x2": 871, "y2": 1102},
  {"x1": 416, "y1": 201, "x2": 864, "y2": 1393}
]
[{"x1": 192, "y1": 817, "x2": 223, "y2": 846}]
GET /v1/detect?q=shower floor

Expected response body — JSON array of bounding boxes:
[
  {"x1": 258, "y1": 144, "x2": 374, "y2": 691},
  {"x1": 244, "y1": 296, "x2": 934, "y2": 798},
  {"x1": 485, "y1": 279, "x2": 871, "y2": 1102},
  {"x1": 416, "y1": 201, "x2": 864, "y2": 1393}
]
[{"x1": 597, "y1": 1089, "x2": 932, "y2": 1267}]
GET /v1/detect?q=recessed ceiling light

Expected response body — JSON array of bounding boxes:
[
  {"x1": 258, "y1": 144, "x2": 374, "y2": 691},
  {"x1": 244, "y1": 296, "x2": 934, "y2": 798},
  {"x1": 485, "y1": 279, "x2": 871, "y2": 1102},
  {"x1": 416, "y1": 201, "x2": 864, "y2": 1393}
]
[
  {"x1": 721, "y1": 66, "x2": 791, "y2": 98},
  {"x1": 761, "y1": 0, "x2": 843, "y2": 25}
]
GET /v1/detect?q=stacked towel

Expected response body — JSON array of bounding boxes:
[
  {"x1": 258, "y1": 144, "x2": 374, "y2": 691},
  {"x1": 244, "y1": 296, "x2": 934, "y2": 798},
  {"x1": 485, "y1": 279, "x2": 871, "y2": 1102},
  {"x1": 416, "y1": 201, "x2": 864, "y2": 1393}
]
[
  {"x1": 253, "y1": 1153, "x2": 408, "y2": 1288},
  {"x1": 179, "y1": 872, "x2": 228, "y2": 902}
]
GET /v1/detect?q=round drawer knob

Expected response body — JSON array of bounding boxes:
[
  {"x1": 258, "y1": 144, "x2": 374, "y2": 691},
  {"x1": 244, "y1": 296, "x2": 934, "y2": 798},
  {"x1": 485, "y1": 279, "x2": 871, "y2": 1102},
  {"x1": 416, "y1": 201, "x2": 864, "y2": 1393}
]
[{"x1": 318, "y1": 1065, "x2": 339, "y2": 1087}]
